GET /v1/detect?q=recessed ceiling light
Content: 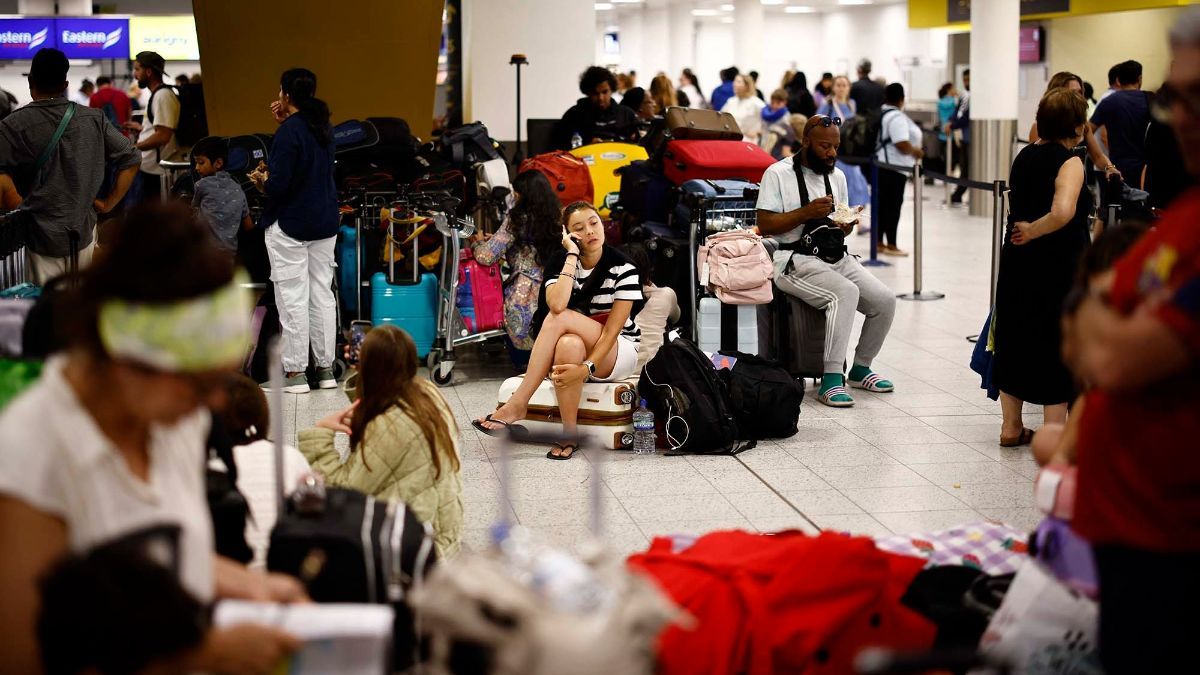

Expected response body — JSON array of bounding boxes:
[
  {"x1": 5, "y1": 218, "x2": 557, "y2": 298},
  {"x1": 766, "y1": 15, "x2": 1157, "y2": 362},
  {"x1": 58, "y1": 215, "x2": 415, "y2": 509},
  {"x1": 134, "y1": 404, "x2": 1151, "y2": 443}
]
[
  {"x1": 761, "y1": 0, "x2": 786, "y2": 6},
  {"x1": 839, "y1": 0, "x2": 873, "y2": 5},
  {"x1": 594, "y1": 2, "x2": 614, "y2": 10},
  {"x1": 785, "y1": 5, "x2": 816, "y2": 13},
  {"x1": 720, "y1": 3, "x2": 734, "y2": 11},
  {"x1": 692, "y1": 8, "x2": 719, "y2": 16},
  {"x1": 612, "y1": 0, "x2": 643, "y2": 4}
]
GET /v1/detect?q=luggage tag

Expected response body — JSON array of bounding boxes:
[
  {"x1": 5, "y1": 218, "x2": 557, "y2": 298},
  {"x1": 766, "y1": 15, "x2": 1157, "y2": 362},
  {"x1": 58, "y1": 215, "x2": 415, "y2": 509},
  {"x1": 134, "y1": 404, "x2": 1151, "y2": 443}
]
[{"x1": 699, "y1": 260, "x2": 710, "y2": 288}]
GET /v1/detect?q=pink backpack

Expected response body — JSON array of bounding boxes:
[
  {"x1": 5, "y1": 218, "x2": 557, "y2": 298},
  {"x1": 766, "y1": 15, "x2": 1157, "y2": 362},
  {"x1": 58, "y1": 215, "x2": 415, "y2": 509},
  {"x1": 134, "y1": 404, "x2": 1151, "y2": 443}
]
[{"x1": 696, "y1": 230, "x2": 774, "y2": 304}]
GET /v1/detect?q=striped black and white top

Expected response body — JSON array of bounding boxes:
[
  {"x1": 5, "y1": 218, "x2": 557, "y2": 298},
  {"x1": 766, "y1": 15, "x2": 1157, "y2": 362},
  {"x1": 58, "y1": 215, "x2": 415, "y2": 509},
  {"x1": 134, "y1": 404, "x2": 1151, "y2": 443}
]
[{"x1": 535, "y1": 246, "x2": 645, "y2": 343}]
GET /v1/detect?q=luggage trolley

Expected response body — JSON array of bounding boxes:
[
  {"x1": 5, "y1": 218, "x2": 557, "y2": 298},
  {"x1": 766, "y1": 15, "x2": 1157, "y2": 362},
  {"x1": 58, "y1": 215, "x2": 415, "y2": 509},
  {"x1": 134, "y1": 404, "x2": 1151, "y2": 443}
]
[
  {"x1": 425, "y1": 208, "x2": 507, "y2": 387},
  {"x1": 684, "y1": 182, "x2": 761, "y2": 342}
]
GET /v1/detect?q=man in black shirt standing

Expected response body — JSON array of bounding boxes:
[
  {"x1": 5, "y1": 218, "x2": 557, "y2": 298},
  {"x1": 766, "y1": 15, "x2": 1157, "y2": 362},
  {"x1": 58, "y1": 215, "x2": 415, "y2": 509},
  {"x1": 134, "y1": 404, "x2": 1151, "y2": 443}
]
[{"x1": 849, "y1": 59, "x2": 886, "y2": 117}]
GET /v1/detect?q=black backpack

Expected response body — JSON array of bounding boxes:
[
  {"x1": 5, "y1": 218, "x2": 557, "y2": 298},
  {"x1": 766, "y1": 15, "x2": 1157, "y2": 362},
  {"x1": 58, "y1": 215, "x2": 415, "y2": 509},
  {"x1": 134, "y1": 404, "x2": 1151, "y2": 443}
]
[
  {"x1": 716, "y1": 351, "x2": 804, "y2": 440},
  {"x1": 840, "y1": 108, "x2": 899, "y2": 159},
  {"x1": 638, "y1": 334, "x2": 753, "y2": 455},
  {"x1": 148, "y1": 84, "x2": 208, "y2": 148},
  {"x1": 439, "y1": 121, "x2": 500, "y2": 167}
]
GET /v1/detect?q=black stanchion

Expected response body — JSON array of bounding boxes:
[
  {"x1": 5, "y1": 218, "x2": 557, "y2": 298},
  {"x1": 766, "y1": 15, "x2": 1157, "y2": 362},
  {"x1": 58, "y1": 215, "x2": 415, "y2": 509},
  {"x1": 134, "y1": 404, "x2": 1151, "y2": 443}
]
[
  {"x1": 965, "y1": 179, "x2": 1008, "y2": 343},
  {"x1": 510, "y1": 54, "x2": 528, "y2": 166},
  {"x1": 897, "y1": 163, "x2": 945, "y2": 302},
  {"x1": 855, "y1": 158, "x2": 888, "y2": 268}
]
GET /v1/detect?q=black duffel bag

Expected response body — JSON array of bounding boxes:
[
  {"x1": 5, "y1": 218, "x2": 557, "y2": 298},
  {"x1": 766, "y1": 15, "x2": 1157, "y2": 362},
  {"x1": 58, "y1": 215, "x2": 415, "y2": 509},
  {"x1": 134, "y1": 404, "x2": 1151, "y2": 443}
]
[
  {"x1": 716, "y1": 350, "x2": 804, "y2": 440},
  {"x1": 638, "y1": 334, "x2": 753, "y2": 455}
]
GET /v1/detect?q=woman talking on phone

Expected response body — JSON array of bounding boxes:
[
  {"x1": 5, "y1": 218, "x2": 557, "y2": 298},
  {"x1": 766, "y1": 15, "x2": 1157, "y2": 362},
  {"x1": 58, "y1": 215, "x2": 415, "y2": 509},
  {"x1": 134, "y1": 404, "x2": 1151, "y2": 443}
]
[{"x1": 473, "y1": 202, "x2": 645, "y2": 460}]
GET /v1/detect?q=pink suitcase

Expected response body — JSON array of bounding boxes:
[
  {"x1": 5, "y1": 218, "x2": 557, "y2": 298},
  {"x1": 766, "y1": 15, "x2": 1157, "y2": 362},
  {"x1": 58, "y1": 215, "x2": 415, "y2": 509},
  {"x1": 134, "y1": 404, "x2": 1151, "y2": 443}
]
[
  {"x1": 458, "y1": 249, "x2": 504, "y2": 333},
  {"x1": 662, "y1": 139, "x2": 775, "y2": 185}
]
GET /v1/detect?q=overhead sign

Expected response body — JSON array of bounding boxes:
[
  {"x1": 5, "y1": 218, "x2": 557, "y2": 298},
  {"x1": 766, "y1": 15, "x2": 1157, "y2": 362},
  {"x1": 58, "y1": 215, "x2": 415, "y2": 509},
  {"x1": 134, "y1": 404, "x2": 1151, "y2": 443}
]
[
  {"x1": 57, "y1": 17, "x2": 129, "y2": 59},
  {"x1": 0, "y1": 17, "x2": 55, "y2": 54},
  {"x1": 949, "y1": 0, "x2": 1070, "y2": 23},
  {"x1": 128, "y1": 15, "x2": 199, "y2": 61}
]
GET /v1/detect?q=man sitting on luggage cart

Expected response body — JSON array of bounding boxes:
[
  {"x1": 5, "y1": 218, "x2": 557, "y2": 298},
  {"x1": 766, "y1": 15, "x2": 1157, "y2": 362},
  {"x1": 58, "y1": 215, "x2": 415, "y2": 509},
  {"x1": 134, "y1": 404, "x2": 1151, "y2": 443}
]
[{"x1": 756, "y1": 115, "x2": 897, "y2": 408}]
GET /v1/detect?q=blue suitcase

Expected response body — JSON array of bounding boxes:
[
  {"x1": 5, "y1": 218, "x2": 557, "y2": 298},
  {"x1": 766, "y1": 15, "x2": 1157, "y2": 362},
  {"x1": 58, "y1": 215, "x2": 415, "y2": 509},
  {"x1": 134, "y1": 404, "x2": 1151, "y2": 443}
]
[
  {"x1": 370, "y1": 272, "x2": 438, "y2": 358},
  {"x1": 338, "y1": 225, "x2": 359, "y2": 314}
]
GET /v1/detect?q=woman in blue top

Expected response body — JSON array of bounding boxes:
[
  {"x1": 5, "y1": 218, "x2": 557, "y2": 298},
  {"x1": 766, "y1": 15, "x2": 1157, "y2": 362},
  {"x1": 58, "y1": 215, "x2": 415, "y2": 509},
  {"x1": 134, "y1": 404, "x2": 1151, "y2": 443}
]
[
  {"x1": 251, "y1": 68, "x2": 340, "y2": 393},
  {"x1": 816, "y1": 76, "x2": 870, "y2": 210},
  {"x1": 937, "y1": 82, "x2": 958, "y2": 143}
]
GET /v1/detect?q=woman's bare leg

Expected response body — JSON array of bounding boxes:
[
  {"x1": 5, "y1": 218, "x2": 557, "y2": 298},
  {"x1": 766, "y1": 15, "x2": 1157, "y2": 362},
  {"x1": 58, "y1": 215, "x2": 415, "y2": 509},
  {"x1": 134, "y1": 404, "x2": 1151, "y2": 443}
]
[
  {"x1": 1043, "y1": 402, "x2": 1068, "y2": 426},
  {"x1": 999, "y1": 391, "x2": 1025, "y2": 440},
  {"x1": 479, "y1": 311, "x2": 609, "y2": 429},
  {"x1": 549, "y1": 334, "x2": 587, "y2": 457}
]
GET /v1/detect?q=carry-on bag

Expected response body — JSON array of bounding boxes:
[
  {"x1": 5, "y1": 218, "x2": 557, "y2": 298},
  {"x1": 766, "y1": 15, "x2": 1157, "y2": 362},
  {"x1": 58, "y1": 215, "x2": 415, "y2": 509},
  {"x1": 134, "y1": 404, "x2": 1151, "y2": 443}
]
[
  {"x1": 638, "y1": 334, "x2": 752, "y2": 455},
  {"x1": 697, "y1": 297, "x2": 759, "y2": 356},
  {"x1": 662, "y1": 139, "x2": 775, "y2": 185},
  {"x1": 520, "y1": 150, "x2": 595, "y2": 207},
  {"x1": 663, "y1": 106, "x2": 743, "y2": 141},
  {"x1": 570, "y1": 142, "x2": 649, "y2": 217},
  {"x1": 637, "y1": 221, "x2": 695, "y2": 331},
  {"x1": 370, "y1": 272, "x2": 438, "y2": 359},
  {"x1": 457, "y1": 249, "x2": 504, "y2": 333},
  {"x1": 264, "y1": 341, "x2": 437, "y2": 672},
  {"x1": 696, "y1": 229, "x2": 773, "y2": 304},
  {"x1": 496, "y1": 376, "x2": 638, "y2": 450},
  {"x1": 440, "y1": 121, "x2": 501, "y2": 167},
  {"x1": 713, "y1": 351, "x2": 803, "y2": 440},
  {"x1": 758, "y1": 238, "x2": 827, "y2": 379}
]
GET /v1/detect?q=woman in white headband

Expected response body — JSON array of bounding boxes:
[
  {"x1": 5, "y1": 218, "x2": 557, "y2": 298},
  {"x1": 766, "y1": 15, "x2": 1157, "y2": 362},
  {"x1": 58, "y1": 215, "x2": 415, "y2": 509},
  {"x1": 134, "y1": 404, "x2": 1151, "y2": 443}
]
[{"x1": 0, "y1": 202, "x2": 302, "y2": 674}]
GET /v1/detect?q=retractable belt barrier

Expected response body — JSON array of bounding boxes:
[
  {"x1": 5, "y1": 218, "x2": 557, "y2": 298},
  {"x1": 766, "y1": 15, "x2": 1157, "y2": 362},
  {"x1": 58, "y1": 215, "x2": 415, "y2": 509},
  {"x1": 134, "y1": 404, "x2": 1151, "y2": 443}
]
[{"x1": 837, "y1": 155, "x2": 1007, "y2": 305}]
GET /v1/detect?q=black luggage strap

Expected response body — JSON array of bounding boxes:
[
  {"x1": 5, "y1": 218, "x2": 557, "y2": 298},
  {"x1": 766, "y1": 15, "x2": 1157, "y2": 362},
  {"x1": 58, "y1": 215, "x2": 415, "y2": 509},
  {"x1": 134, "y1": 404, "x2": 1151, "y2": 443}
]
[{"x1": 720, "y1": 302, "x2": 736, "y2": 351}]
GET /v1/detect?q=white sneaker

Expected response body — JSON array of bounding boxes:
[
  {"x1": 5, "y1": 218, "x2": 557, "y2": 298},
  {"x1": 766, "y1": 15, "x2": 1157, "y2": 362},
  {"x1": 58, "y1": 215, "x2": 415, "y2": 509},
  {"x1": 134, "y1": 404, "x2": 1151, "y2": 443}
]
[{"x1": 316, "y1": 367, "x2": 338, "y2": 390}]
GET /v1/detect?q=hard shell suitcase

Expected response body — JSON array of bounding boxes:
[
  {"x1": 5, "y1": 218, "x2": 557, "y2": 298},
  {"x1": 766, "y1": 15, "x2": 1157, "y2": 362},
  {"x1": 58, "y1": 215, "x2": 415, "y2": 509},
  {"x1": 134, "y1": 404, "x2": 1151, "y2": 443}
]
[
  {"x1": 496, "y1": 375, "x2": 638, "y2": 450},
  {"x1": 570, "y1": 142, "x2": 649, "y2": 218},
  {"x1": 639, "y1": 221, "x2": 695, "y2": 332},
  {"x1": 616, "y1": 160, "x2": 674, "y2": 223},
  {"x1": 520, "y1": 150, "x2": 595, "y2": 207},
  {"x1": 759, "y1": 291, "x2": 827, "y2": 380},
  {"x1": 457, "y1": 249, "x2": 504, "y2": 333},
  {"x1": 663, "y1": 106, "x2": 743, "y2": 141},
  {"x1": 663, "y1": 140, "x2": 775, "y2": 185},
  {"x1": 370, "y1": 272, "x2": 438, "y2": 358},
  {"x1": 697, "y1": 297, "x2": 759, "y2": 355},
  {"x1": 338, "y1": 224, "x2": 359, "y2": 315}
]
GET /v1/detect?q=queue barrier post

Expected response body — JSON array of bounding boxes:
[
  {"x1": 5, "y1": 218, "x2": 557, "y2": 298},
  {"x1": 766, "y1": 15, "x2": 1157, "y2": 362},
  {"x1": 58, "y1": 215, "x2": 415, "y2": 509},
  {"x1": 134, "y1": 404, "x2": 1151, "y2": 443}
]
[
  {"x1": 967, "y1": 179, "x2": 1008, "y2": 343},
  {"x1": 862, "y1": 159, "x2": 890, "y2": 268},
  {"x1": 898, "y1": 163, "x2": 944, "y2": 302},
  {"x1": 944, "y1": 135, "x2": 954, "y2": 206}
]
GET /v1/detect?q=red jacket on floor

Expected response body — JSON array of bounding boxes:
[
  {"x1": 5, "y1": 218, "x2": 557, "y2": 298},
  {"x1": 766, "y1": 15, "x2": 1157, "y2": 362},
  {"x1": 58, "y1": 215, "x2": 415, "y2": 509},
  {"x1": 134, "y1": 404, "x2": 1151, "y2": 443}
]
[{"x1": 628, "y1": 530, "x2": 936, "y2": 675}]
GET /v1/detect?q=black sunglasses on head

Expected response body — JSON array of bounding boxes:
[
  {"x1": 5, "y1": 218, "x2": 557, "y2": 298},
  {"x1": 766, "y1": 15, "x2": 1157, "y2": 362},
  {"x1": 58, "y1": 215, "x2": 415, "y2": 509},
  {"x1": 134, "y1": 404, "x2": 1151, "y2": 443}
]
[{"x1": 815, "y1": 116, "x2": 843, "y2": 128}]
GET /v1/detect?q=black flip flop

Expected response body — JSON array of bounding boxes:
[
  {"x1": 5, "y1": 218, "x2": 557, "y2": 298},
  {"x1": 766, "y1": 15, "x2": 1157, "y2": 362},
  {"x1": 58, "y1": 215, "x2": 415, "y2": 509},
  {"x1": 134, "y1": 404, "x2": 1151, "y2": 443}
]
[
  {"x1": 999, "y1": 427, "x2": 1035, "y2": 448},
  {"x1": 546, "y1": 442, "x2": 579, "y2": 460},
  {"x1": 471, "y1": 414, "x2": 528, "y2": 439}
]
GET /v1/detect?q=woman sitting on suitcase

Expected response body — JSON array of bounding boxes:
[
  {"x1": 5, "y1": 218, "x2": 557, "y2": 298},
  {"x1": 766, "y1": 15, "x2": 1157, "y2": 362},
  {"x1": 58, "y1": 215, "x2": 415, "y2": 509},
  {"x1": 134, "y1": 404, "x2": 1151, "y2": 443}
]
[
  {"x1": 300, "y1": 324, "x2": 464, "y2": 557},
  {"x1": 471, "y1": 170, "x2": 564, "y2": 369},
  {"x1": 474, "y1": 201, "x2": 645, "y2": 460}
]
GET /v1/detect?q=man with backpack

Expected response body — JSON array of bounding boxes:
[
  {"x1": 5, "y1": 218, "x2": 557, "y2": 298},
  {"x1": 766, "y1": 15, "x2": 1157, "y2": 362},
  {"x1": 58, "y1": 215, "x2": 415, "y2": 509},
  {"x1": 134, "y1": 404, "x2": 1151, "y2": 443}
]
[
  {"x1": 126, "y1": 51, "x2": 179, "y2": 203},
  {"x1": 757, "y1": 115, "x2": 897, "y2": 408},
  {"x1": 0, "y1": 48, "x2": 139, "y2": 283},
  {"x1": 89, "y1": 76, "x2": 132, "y2": 137},
  {"x1": 876, "y1": 83, "x2": 924, "y2": 257}
]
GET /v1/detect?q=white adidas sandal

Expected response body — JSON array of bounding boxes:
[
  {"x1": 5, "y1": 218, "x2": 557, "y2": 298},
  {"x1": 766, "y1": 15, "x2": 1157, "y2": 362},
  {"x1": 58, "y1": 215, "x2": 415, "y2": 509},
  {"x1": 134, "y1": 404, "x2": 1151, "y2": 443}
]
[
  {"x1": 818, "y1": 386, "x2": 855, "y2": 408},
  {"x1": 849, "y1": 373, "x2": 895, "y2": 393}
]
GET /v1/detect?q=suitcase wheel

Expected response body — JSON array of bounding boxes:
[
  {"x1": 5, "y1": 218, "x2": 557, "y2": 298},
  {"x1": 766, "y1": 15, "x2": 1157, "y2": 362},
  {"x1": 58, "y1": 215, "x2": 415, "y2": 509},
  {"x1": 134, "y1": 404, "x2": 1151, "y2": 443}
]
[
  {"x1": 619, "y1": 432, "x2": 634, "y2": 448},
  {"x1": 618, "y1": 389, "x2": 636, "y2": 405}
]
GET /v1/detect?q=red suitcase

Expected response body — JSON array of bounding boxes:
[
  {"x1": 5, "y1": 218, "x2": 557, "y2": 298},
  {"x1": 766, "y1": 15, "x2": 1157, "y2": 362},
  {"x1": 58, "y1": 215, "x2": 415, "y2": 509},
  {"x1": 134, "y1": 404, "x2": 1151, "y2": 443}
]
[
  {"x1": 519, "y1": 150, "x2": 594, "y2": 207},
  {"x1": 662, "y1": 139, "x2": 776, "y2": 185}
]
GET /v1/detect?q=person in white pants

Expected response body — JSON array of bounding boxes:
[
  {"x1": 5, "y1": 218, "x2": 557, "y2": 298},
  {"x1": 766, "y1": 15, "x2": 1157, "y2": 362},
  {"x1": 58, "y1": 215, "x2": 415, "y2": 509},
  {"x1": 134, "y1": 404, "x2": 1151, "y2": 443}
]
[{"x1": 252, "y1": 67, "x2": 341, "y2": 393}]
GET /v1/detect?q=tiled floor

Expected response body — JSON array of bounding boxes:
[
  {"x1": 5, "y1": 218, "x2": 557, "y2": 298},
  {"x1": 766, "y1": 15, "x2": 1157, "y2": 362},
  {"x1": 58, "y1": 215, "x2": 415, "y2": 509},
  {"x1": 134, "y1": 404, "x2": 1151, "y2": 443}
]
[{"x1": 277, "y1": 188, "x2": 1043, "y2": 558}]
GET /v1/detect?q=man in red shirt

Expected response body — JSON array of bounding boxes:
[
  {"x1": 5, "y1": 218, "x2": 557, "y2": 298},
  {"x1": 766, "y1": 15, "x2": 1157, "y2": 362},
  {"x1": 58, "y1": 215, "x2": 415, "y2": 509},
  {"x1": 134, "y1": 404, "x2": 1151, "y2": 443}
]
[
  {"x1": 88, "y1": 76, "x2": 132, "y2": 137},
  {"x1": 1067, "y1": 9, "x2": 1200, "y2": 672}
]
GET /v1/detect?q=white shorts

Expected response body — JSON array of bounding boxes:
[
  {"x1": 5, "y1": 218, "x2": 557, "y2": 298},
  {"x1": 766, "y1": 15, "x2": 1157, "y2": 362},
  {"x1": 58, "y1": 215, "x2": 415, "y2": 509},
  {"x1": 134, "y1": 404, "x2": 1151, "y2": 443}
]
[{"x1": 589, "y1": 336, "x2": 639, "y2": 383}]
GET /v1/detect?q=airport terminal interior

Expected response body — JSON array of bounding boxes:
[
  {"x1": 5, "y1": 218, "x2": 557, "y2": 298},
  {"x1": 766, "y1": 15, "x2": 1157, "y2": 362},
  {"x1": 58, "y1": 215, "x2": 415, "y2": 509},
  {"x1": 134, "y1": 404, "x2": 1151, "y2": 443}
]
[{"x1": 0, "y1": 0, "x2": 1197, "y2": 673}]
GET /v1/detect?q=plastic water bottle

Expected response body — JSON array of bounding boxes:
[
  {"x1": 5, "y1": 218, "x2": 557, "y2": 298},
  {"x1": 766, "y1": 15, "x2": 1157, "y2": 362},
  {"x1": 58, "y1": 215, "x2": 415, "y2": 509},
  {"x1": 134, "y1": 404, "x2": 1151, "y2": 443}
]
[
  {"x1": 633, "y1": 398, "x2": 656, "y2": 455},
  {"x1": 570, "y1": 132, "x2": 583, "y2": 149}
]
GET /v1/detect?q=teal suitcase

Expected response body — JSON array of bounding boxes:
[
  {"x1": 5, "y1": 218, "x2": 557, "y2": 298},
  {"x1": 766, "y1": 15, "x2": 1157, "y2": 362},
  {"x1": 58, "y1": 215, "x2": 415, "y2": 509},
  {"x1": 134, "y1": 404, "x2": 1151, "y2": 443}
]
[{"x1": 370, "y1": 272, "x2": 438, "y2": 358}]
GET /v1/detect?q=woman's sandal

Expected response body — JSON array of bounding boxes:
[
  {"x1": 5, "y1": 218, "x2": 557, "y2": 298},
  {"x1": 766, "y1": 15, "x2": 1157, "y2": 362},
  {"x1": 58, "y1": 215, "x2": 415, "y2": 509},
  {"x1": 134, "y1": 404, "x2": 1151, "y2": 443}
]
[
  {"x1": 471, "y1": 414, "x2": 528, "y2": 439},
  {"x1": 546, "y1": 442, "x2": 580, "y2": 460},
  {"x1": 999, "y1": 428, "x2": 1035, "y2": 448}
]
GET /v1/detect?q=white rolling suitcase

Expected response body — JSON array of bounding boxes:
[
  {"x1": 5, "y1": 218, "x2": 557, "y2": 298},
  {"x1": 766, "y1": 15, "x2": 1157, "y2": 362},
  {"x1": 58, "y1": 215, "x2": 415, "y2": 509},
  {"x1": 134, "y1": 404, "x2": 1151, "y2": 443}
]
[
  {"x1": 696, "y1": 296, "x2": 759, "y2": 355},
  {"x1": 496, "y1": 376, "x2": 638, "y2": 450}
]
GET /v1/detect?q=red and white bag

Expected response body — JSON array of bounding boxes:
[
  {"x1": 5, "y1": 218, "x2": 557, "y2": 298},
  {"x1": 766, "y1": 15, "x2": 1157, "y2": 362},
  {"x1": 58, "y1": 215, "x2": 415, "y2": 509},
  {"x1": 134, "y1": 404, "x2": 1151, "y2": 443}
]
[{"x1": 696, "y1": 230, "x2": 774, "y2": 304}]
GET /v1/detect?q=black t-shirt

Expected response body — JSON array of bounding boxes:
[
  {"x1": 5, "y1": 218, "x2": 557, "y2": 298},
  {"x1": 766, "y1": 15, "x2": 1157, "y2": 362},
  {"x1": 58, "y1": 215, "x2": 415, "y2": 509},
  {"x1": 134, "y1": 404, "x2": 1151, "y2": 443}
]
[
  {"x1": 849, "y1": 78, "x2": 886, "y2": 117},
  {"x1": 555, "y1": 98, "x2": 638, "y2": 150},
  {"x1": 1091, "y1": 90, "x2": 1151, "y2": 181},
  {"x1": 530, "y1": 245, "x2": 644, "y2": 342}
]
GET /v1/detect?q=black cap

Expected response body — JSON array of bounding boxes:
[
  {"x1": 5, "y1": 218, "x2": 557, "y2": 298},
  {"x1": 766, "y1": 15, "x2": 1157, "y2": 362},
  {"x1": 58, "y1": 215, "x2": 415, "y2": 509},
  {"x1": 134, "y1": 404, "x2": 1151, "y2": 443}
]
[
  {"x1": 134, "y1": 51, "x2": 169, "y2": 78},
  {"x1": 28, "y1": 48, "x2": 69, "y2": 92}
]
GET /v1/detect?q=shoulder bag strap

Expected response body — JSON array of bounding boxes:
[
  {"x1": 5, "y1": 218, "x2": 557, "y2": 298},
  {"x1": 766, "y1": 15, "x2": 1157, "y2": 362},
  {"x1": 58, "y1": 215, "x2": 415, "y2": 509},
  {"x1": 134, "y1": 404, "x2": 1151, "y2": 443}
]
[
  {"x1": 792, "y1": 154, "x2": 811, "y2": 207},
  {"x1": 35, "y1": 102, "x2": 76, "y2": 179},
  {"x1": 879, "y1": 108, "x2": 899, "y2": 164}
]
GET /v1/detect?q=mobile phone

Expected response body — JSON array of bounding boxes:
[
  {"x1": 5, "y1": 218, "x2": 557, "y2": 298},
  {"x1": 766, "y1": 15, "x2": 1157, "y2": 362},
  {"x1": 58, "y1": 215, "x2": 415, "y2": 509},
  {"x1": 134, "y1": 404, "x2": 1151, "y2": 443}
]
[
  {"x1": 570, "y1": 235, "x2": 583, "y2": 249},
  {"x1": 349, "y1": 320, "x2": 372, "y2": 366}
]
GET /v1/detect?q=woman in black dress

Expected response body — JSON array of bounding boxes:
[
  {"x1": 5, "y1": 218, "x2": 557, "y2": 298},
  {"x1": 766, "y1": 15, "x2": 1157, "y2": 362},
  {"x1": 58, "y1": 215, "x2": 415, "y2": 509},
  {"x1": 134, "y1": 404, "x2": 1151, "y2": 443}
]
[{"x1": 993, "y1": 88, "x2": 1092, "y2": 446}]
